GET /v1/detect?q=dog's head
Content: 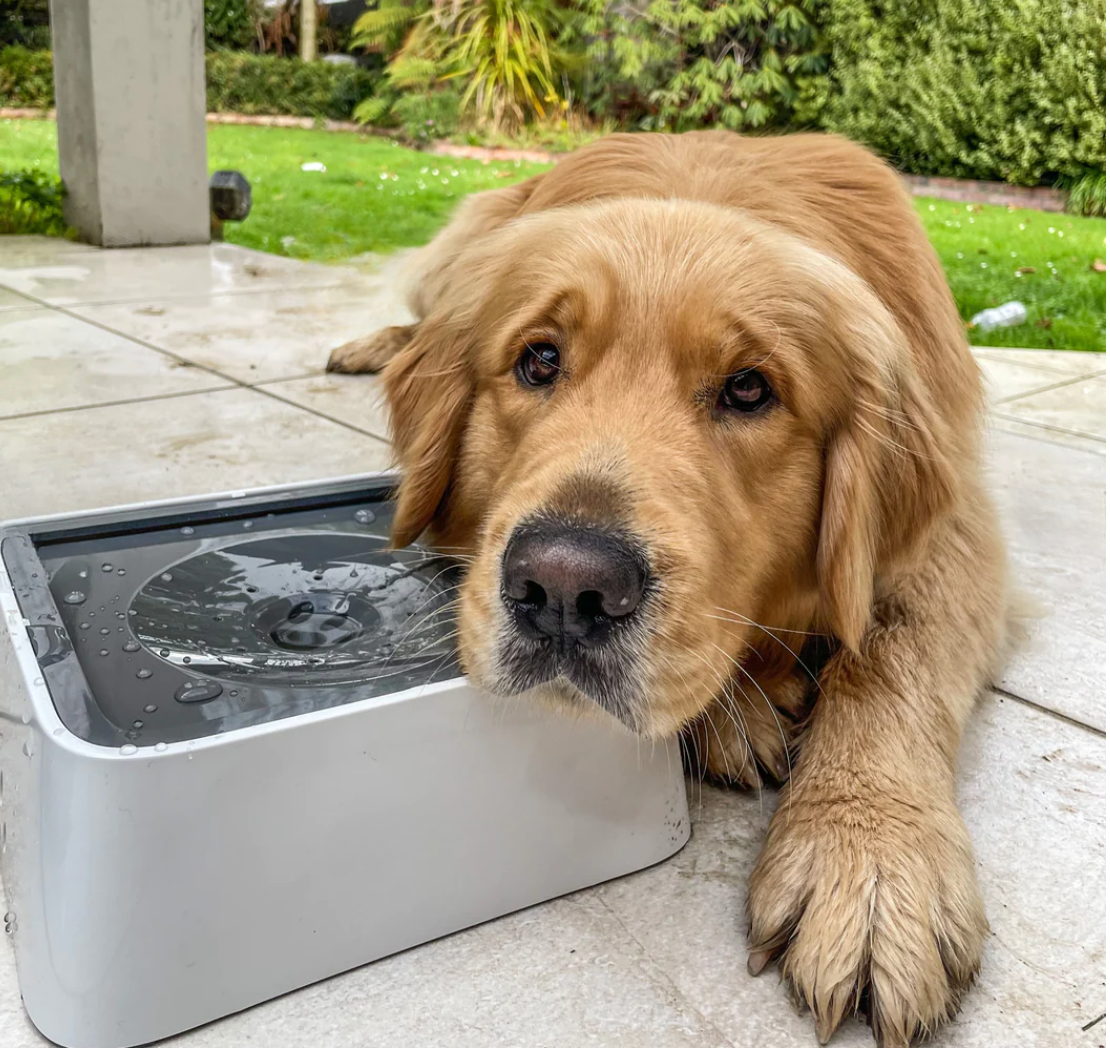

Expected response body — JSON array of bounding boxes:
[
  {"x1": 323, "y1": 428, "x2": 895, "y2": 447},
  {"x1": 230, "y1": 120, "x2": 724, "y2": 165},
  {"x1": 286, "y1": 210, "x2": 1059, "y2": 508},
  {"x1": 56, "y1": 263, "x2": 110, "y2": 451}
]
[{"x1": 383, "y1": 199, "x2": 958, "y2": 737}]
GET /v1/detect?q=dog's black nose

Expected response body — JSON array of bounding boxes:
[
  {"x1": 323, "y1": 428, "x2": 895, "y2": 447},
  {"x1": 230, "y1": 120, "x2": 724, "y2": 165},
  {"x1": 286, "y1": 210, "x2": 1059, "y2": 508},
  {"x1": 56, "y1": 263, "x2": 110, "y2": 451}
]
[{"x1": 502, "y1": 524, "x2": 647, "y2": 646}]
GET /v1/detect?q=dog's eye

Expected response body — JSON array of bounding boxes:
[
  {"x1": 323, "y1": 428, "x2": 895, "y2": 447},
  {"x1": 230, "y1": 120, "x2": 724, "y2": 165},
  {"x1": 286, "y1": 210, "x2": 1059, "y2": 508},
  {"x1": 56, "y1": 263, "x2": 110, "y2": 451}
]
[
  {"x1": 718, "y1": 370, "x2": 773, "y2": 413},
  {"x1": 517, "y1": 342, "x2": 561, "y2": 387}
]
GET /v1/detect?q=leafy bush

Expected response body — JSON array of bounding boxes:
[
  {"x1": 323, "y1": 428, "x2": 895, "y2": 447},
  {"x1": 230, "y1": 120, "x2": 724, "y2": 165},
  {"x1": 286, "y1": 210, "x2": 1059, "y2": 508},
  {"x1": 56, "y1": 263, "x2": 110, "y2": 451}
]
[
  {"x1": 0, "y1": 169, "x2": 67, "y2": 235},
  {"x1": 0, "y1": 0, "x2": 50, "y2": 50},
  {"x1": 566, "y1": 0, "x2": 827, "y2": 131},
  {"x1": 392, "y1": 87, "x2": 462, "y2": 142},
  {"x1": 353, "y1": 0, "x2": 565, "y2": 131},
  {"x1": 0, "y1": 45, "x2": 53, "y2": 107},
  {"x1": 811, "y1": 0, "x2": 1106, "y2": 186},
  {"x1": 205, "y1": 0, "x2": 262, "y2": 51},
  {"x1": 205, "y1": 50, "x2": 382, "y2": 120}
]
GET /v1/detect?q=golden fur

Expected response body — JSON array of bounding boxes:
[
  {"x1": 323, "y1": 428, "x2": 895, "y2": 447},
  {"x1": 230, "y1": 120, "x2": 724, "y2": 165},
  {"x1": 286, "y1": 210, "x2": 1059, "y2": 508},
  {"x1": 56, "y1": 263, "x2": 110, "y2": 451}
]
[{"x1": 328, "y1": 131, "x2": 1008, "y2": 1046}]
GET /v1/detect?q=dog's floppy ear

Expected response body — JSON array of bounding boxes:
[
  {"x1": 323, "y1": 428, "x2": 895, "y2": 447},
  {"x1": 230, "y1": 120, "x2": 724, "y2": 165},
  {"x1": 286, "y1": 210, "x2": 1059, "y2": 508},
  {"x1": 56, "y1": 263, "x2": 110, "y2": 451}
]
[
  {"x1": 816, "y1": 300, "x2": 959, "y2": 651},
  {"x1": 381, "y1": 312, "x2": 474, "y2": 548}
]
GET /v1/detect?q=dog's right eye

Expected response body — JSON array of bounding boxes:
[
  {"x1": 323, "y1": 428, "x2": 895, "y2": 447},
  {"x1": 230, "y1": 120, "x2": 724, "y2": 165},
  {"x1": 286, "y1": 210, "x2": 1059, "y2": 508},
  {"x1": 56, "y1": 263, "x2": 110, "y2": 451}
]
[{"x1": 516, "y1": 343, "x2": 562, "y2": 387}]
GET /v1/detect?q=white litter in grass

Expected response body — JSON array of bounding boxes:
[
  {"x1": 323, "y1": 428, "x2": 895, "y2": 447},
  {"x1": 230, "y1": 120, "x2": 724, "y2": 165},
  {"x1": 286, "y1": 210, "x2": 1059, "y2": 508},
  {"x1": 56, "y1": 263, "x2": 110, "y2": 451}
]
[{"x1": 301, "y1": 162, "x2": 326, "y2": 172}]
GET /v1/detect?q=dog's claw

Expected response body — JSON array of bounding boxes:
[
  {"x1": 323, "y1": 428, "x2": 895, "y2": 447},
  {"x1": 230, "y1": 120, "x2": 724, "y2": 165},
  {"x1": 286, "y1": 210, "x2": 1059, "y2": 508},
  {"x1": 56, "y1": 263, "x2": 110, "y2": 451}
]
[{"x1": 747, "y1": 949, "x2": 772, "y2": 976}]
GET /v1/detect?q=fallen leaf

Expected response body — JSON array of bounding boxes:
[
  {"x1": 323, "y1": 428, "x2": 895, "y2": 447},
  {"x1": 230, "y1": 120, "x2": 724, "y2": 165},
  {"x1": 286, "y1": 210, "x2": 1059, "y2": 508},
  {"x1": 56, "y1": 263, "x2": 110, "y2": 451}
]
[
  {"x1": 1016, "y1": 266, "x2": 1037, "y2": 274},
  {"x1": 1035, "y1": 317, "x2": 1053, "y2": 330},
  {"x1": 1092, "y1": 259, "x2": 1106, "y2": 272}
]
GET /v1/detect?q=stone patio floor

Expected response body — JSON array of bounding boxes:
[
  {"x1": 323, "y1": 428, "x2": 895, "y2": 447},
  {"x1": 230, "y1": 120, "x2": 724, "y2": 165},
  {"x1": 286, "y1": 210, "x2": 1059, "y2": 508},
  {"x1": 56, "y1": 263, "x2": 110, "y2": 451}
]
[{"x1": 0, "y1": 236, "x2": 1104, "y2": 1048}]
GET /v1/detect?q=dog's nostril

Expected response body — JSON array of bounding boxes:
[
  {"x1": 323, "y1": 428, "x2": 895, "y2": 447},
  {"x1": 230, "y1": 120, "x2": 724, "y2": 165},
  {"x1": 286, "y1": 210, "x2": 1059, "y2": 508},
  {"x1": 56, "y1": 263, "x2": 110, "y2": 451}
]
[
  {"x1": 521, "y1": 580, "x2": 547, "y2": 610},
  {"x1": 576, "y1": 590, "x2": 605, "y2": 621}
]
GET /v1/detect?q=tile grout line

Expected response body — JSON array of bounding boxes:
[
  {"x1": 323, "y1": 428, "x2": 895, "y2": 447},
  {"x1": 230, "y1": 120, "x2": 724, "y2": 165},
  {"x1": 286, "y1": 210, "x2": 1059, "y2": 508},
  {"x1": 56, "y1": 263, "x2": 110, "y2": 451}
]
[
  {"x1": 586, "y1": 893, "x2": 741, "y2": 1048},
  {"x1": 2, "y1": 285, "x2": 391, "y2": 445},
  {"x1": 0, "y1": 383, "x2": 238, "y2": 422},
  {"x1": 54, "y1": 276, "x2": 381, "y2": 310},
  {"x1": 987, "y1": 422, "x2": 1107, "y2": 458},
  {"x1": 990, "y1": 409, "x2": 1106, "y2": 442},
  {"x1": 991, "y1": 687, "x2": 1106, "y2": 738},
  {"x1": 992, "y1": 369, "x2": 1108, "y2": 406}
]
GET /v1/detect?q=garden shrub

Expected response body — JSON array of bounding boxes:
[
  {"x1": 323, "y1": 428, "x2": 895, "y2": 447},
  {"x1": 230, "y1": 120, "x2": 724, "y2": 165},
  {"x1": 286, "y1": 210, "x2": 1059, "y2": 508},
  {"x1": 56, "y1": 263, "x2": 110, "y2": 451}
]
[
  {"x1": 810, "y1": 0, "x2": 1106, "y2": 186},
  {"x1": 0, "y1": 169, "x2": 67, "y2": 235},
  {"x1": 204, "y1": 0, "x2": 262, "y2": 51},
  {"x1": 205, "y1": 51, "x2": 382, "y2": 120},
  {"x1": 0, "y1": 0, "x2": 50, "y2": 50},
  {"x1": 568, "y1": 0, "x2": 827, "y2": 133},
  {"x1": 0, "y1": 45, "x2": 53, "y2": 107}
]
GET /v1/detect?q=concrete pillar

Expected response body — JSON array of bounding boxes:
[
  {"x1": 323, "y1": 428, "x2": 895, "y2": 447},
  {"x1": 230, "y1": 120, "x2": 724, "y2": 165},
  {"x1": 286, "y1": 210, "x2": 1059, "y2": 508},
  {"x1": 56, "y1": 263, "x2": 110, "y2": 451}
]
[{"x1": 49, "y1": 0, "x2": 209, "y2": 247}]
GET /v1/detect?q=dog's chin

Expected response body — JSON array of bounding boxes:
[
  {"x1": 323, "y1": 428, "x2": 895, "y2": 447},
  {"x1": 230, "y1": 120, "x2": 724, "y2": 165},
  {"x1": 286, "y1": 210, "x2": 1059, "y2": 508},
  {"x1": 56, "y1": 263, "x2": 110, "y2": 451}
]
[{"x1": 482, "y1": 634, "x2": 646, "y2": 733}]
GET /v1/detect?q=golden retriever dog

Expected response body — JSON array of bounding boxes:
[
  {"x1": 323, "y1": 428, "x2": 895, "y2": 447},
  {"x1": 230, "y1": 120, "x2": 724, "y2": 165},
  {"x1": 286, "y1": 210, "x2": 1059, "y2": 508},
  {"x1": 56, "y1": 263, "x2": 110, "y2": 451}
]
[{"x1": 328, "y1": 131, "x2": 1008, "y2": 1046}]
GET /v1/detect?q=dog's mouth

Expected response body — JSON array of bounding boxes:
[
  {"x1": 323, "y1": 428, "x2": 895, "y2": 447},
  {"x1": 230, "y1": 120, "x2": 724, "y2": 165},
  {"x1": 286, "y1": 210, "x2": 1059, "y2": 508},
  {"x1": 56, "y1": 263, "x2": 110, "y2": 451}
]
[{"x1": 491, "y1": 623, "x2": 647, "y2": 730}]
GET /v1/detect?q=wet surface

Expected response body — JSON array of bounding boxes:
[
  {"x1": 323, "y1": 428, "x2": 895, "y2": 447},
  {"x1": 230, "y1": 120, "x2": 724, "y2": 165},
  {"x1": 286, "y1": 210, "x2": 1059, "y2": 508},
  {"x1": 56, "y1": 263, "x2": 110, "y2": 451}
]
[{"x1": 5, "y1": 488, "x2": 462, "y2": 747}]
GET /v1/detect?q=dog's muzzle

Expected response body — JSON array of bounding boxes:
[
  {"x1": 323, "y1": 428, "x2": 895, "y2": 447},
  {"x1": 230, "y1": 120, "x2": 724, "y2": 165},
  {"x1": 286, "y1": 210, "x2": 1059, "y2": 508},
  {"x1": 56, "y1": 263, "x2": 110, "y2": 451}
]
[{"x1": 496, "y1": 521, "x2": 651, "y2": 726}]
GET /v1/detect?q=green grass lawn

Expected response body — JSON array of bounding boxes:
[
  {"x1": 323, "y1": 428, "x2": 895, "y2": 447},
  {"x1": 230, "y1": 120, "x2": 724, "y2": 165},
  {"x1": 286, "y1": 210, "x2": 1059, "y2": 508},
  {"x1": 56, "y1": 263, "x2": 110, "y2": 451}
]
[{"x1": 2, "y1": 117, "x2": 1104, "y2": 350}]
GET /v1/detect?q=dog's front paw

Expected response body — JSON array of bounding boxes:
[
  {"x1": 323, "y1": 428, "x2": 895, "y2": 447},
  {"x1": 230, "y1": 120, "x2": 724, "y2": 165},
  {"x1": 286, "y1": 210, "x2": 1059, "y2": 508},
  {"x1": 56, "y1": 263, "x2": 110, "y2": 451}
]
[
  {"x1": 326, "y1": 324, "x2": 417, "y2": 374},
  {"x1": 747, "y1": 779, "x2": 986, "y2": 1046}
]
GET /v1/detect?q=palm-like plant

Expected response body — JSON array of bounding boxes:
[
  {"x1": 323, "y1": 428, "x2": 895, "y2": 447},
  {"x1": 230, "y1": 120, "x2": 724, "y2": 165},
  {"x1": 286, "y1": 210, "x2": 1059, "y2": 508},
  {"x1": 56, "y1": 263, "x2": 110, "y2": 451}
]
[{"x1": 353, "y1": 0, "x2": 563, "y2": 130}]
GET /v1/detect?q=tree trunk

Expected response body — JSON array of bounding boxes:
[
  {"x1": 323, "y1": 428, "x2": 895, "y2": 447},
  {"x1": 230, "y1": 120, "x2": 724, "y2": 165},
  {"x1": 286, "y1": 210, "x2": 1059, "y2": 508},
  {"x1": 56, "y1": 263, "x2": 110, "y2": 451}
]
[{"x1": 299, "y1": 1, "x2": 317, "y2": 62}]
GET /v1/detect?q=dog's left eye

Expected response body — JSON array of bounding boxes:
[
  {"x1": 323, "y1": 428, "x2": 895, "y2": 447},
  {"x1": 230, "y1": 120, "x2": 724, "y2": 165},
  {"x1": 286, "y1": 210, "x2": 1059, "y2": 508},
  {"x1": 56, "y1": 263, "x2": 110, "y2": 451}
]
[
  {"x1": 718, "y1": 370, "x2": 774, "y2": 413},
  {"x1": 517, "y1": 342, "x2": 561, "y2": 387}
]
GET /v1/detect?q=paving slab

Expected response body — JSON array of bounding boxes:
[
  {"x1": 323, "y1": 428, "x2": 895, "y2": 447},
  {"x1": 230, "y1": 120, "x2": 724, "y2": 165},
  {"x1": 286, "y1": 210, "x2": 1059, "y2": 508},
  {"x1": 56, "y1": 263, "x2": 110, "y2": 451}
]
[
  {"x1": 263, "y1": 373, "x2": 392, "y2": 441},
  {"x1": 0, "y1": 308, "x2": 230, "y2": 419},
  {"x1": 0, "y1": 387, "x2": 391, "y2": 521},
  {"x1": 0, "y1": 243, "x2": 362, "y2": 307},
  {"x1": 70, "y1": 285, "x2": 413, "y2": 384},
  {"x1": 986, "y1": 427, "x2": 1106, "y2": 730},
  {"x1": 598, "y1": 694, "x2": 1105, "y2": 1048},
  {"x1": 977, "y1": 355, "x2": 1106, "y2": 406},
  {"x1": 994, "y1": 375, "x2": 1105, "y2": 442}
]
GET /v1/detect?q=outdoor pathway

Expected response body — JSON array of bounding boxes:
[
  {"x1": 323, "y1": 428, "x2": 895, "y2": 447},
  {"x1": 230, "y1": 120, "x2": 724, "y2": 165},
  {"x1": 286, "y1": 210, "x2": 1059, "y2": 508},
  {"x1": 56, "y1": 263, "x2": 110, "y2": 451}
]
[{"x1": 0, "y1": 238, "x2": 1104, "y2": 1048}]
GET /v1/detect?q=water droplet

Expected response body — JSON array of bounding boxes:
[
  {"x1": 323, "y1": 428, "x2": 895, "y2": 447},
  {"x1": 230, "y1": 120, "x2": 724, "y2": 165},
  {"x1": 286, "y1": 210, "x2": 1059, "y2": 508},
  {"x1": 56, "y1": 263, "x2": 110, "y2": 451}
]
[
  {"x1": 52, "y1": 727, "x2": 64, "y2": 737},
  {"x1": 161, "y1": 572, "x2": 173, "y2": 582},
  {"x1": 180, "y1": 526, "x2": 195, "y2": 536},
  {"x1": 122, "y1": 639, "x2": 140, "y2": 653},
  {"x1": 132, "y1": 720, "x2": 144, "y2": 729},
  {"x1": 125, "y1": 730, "x2": 139, "y2": 740},
  {"x1": 99, "y1": 649, "x2": 109, "y2": 657},
  {"x1": 128, "y1": 609, "x2": 137, "y2": 616},
  {"x1": 21, "y1": 741, "x2": 32, "y2": 758},
  {"x1": 117, "y1": 568, "x2": 126, "y2": 576},
  {"x1": 159, "y1": 649, "x2": 170, "y2": 657},
  {"x1": 229, "y1": 690, "x2": 238, "y2": 697},
  {"x1": 3, "y1": 911, "x2": 13, "y2": 923},
  {"x1": 242, "y1": 520, "x2": 254, "y2": 530},
  {"x1": 143, "y1": 703, "x2": 157, "y2": 713},
  {"x1": 349, "y1": 569, "x2": 358, "y2": 578},
  {"x1": 136, "y1": 668, "x2": 152, "y2": 679},
  {"x1": 20, "y1": 713, "x2": 29, "y2": 725},
  {"x1": 63, "y1": 591, "x2": 86, "y2": 605},
  {"x1": 175, "y1": 679, "x2": 223, "y2": 704},
  {"x1": 182, "y1": 656, "x2": 191, "y2": 664},
  {"x1": 312, "y1": 573, "x2": 323, "y2": 582},
  {"x1": 79, "y1": 622, "x2": 90, "y2": 630},
  {"x1": 102, "y1": 563, "x2": 115, "y2": 573},
  {"x1": 154, "y1": 742, "x2": 168, "y2": 753},
  {"x1": 117, "y1": 611, "x2": 126, "y2": 619},
  {"x1": 78, "y1": 569, "x2": 89, "y2": 579},
  {"x1": 32, "y1": 676, "x2": 43, "y2": 687},
  {"x1": 99, "y1": 627, "x2": 110, "y2": 635},
  {"x1": 354, "y1": 509, "x2": 376, "y2": 524},
  {"x1": 120, "y1": 744, "x2": 137, "y2": 756}
]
